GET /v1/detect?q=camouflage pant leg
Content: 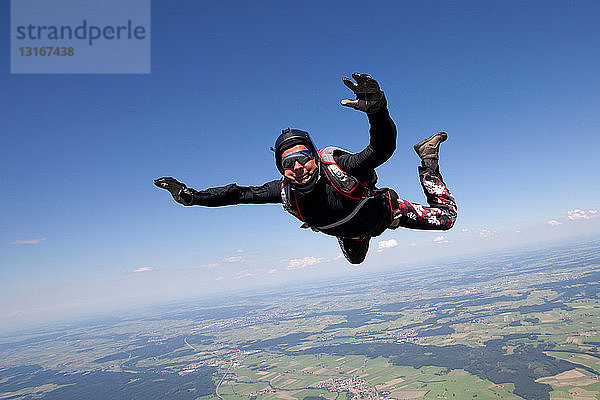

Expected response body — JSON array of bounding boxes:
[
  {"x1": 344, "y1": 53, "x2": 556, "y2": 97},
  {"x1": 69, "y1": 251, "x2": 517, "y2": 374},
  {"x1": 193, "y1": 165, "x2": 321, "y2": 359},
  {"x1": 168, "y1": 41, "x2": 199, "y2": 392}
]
[{"x1": 388, "y1": 166, "x2": 457, "y2": 231}]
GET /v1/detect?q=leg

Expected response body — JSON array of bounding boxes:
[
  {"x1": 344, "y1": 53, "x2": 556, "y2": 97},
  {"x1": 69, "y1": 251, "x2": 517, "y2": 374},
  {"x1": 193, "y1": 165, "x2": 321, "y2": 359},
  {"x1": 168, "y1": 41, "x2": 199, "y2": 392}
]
[
  {"x1": 337, "y1": 237, "x2": 370, "y2": 264},
  {"x1": 389, "y1": 131, "x2": 457, "y2": 230},
  {"x1": 388, "y1": 165, "x2": 457, "y2": 230}
]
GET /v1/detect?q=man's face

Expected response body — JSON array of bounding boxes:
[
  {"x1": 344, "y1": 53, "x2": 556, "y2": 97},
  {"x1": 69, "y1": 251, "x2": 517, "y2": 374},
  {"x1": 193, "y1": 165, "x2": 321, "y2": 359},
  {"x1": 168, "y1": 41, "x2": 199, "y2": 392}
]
[{"x1": 281, "y1": 144, "x2": 318, "y2": 184}]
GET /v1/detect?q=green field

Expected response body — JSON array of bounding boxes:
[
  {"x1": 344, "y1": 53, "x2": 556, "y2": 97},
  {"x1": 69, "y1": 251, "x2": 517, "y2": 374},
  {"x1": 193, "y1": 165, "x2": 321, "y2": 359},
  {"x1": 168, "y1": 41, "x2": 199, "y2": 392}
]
[{"x1": 2, "y1": 240, "x2": 600, "y2": 399}]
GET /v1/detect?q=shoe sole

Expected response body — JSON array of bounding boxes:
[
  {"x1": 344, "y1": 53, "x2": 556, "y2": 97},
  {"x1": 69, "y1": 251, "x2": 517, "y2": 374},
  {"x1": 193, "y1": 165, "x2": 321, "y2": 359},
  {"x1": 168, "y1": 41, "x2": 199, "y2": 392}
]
[{"x1": 414, "y1": 131, "x2": 447, "y2": 153}]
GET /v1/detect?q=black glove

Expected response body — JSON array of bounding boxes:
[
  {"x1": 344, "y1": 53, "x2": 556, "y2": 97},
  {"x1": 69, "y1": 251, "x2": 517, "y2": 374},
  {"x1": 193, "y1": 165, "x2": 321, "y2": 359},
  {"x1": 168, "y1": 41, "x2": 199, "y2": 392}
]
[
  {"x1": 154, "y1": 177, "x2": 194, "y2": 206},
  {"x1": 340, "y1": 72, "x2": 387, "y2": 114}
]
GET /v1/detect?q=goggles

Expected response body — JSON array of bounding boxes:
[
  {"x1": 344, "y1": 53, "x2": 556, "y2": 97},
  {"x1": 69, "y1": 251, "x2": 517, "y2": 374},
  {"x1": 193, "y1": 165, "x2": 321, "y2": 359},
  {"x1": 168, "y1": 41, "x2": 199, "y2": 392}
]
[{"x1": 281, "y1": 150, "x2": 314, "y2": 169}]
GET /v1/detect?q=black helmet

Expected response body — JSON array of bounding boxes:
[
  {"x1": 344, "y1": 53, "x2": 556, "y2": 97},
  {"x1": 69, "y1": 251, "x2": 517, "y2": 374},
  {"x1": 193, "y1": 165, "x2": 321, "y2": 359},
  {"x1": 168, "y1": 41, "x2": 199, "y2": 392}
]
[
  {"x1": 273, "y1": 128, "x2": 318, "y2": 173},
  {"x1": 273, "y1": 128, "x2": 321, "y2": 192}
]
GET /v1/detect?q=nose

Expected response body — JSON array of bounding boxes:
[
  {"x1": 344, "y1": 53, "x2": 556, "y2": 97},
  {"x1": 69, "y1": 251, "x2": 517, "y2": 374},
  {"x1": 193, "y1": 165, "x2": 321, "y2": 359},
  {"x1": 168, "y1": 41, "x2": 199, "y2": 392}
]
[{"x1": 293, "y1": 160, "x2": 304, "y2": 171}]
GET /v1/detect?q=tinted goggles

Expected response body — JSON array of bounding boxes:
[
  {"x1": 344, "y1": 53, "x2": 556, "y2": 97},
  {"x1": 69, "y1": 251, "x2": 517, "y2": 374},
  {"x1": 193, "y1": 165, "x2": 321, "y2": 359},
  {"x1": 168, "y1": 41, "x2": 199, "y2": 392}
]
[{"x1": 281, "y1": 150, "x2": 314, "y2": 169}]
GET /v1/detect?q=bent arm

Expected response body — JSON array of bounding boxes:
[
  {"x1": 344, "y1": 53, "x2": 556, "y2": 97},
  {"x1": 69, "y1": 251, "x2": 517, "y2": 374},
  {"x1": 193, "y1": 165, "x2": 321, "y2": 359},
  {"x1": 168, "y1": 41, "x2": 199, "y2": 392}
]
[
  {"x1": 337, "y1": 108, "x2": 397, "y2": 172},
  {"x1": 185, "y1": 180, "x2": 282, "y2": 207}
]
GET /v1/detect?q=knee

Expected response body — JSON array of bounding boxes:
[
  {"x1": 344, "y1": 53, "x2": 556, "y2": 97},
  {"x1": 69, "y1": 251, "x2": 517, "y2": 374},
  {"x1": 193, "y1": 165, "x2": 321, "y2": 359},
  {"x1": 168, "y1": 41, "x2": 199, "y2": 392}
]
[
  {"x1": 343, "y1": 248, "x2": 368, "y2": 264},
  {"x1": 441, "y1": 213, "x2": 457, "y2": 230},
  {"x1": 348, "y1": 256, "x2": 366, "y2": 265},
  {"x1": 338, "y1": 237, "x2": 370, "y2": 265}
]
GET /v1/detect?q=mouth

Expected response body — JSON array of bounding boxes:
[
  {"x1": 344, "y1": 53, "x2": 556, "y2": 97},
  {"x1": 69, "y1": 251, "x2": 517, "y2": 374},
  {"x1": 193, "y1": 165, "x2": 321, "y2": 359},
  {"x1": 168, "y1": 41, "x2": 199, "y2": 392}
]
[{"x1": 296, "y1": 172, "x2": 313, "y2": 184}]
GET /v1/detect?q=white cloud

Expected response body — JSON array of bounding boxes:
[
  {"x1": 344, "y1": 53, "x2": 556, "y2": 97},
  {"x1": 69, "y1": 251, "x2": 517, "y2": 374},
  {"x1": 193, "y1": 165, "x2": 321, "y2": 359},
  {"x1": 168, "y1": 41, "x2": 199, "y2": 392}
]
[
  {"x1": 222, "y1": 256, "x2": 244, "y2": 263},
  {"x1": 377, "y1": 239, "x2": 398, "y2": 252},
  {"x1": 286, "y1": 256, "x2": 325, "y2": 270},
  {"x1": 547, "y1": 220, "x2": 563, "y2": 226},
  {"x1": 133, "y1": 267, "x2": 153, "y2": 273},
  {"x1": 461, "y1": 228, "x2": 469, "y2": 233},
  {"x1": 10, "y1": 238, "x2": 46, "y2": 245},
  {"x1": 479, "y1": 229, "x2": 494, "y2": 238},
  {"x1": 7, "y1": 310, "x2": 21, "y2": 318},
  {"x1": 433, "y1": 236, "x2": 449, "y2": 243},
  {"x1": 268, "y1": 268, "x2": 277, "y2": 274},
  {"x1": 195, "y1": 262, "x2": 220, "y2": 269},
  {"x1": 567, "y1": 209, "x2": 599, "y2": 221},
  {"x1": 334, "y1": 253, "x2": 343, "y2": 260},
  {"x1": 216, "y1": 276, "x2": 224, "y2": 281},
  {"x1": 235, "y1": 270, "x2": 256, "y2": 280},
  {"x1": 515, "y1": 230, "x2": 521, "y2": 233},
  {"x1": 409, "y1": 242, "x2": 417, "y2": 247},
  {"x1": 236, "y1": 248, "x2": 244, "y2": 253}
]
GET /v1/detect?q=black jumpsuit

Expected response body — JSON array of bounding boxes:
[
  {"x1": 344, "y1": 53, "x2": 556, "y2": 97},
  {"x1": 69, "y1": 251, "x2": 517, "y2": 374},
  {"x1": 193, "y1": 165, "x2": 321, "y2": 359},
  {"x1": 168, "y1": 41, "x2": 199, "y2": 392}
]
[{"x1": 184, "y1": 109, "x2": 457, "y2": 264}]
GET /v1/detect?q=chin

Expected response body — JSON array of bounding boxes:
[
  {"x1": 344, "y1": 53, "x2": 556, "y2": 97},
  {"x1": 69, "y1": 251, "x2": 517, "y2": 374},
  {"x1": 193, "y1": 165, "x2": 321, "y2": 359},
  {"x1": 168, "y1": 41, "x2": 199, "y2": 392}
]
[{"x1": 299, "y1": 173, "x2": 314, "y2": 183}]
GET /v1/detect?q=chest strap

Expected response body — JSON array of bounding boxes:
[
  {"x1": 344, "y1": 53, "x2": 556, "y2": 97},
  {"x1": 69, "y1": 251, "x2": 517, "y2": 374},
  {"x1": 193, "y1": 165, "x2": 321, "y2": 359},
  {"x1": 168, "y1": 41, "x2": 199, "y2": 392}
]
[{"x1": 313, "y1": 195, "x2": 374, "y2": 231}]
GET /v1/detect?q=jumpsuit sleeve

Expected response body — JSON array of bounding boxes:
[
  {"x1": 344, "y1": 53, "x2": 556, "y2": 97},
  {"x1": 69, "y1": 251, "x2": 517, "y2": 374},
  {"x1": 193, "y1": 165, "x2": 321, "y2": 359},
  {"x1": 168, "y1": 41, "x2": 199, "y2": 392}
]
[
  {"x1": 186, "y1": 180, "x2": 282, "y2": 207},
  {"x1": 335, "y1": 108, "x2": 397, "y2": 173}
]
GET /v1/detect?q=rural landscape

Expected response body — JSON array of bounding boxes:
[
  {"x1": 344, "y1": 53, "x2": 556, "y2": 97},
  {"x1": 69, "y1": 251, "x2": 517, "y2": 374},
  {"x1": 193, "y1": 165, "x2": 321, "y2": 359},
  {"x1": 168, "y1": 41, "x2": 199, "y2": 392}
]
[{"x1": 1, "y1": 239, "x2": 600, "y2": 400}]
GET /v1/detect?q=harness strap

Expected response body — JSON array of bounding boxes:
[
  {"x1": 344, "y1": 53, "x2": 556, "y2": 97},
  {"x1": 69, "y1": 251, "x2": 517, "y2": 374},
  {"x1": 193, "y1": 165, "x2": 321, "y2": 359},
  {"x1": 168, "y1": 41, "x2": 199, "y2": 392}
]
[{"x1": 313, "y1": 195, "x2": 374, "y2": 231}]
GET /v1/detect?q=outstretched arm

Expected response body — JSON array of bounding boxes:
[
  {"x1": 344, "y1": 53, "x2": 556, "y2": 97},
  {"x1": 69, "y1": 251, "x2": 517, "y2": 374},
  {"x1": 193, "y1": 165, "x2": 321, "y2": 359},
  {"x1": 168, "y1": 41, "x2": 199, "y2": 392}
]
[
  {"x1": 337, "y1": 73, "x2": 397, "y2": 172},
  {"x1": 154, "y1": 178, "x2": 282, "y2": 206}
]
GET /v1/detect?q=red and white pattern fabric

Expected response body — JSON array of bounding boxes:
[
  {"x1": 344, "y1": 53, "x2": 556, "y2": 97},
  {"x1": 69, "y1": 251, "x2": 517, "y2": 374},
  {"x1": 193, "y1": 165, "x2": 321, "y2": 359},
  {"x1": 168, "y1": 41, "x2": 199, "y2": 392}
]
[{"x1": 388, "y1": 168, "x2": 457, "y2": 231}]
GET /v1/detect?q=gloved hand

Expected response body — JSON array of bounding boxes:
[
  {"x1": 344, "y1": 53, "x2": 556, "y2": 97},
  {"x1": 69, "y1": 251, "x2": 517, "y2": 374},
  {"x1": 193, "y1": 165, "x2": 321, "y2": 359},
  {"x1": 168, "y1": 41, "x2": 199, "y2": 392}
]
[
  {"x1": 154, "y1": 177, "x2": 194, "y2": 205},
  {"x1": 340, "y1": 73, "x2": 387, "y2": 114}
]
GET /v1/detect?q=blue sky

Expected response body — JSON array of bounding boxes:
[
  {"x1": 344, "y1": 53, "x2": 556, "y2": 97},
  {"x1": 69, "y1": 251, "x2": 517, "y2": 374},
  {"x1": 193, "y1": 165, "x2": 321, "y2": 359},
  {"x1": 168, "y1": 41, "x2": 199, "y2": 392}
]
[{"x1": 2, "y1": 0, "x2": 599, "y2": 332}]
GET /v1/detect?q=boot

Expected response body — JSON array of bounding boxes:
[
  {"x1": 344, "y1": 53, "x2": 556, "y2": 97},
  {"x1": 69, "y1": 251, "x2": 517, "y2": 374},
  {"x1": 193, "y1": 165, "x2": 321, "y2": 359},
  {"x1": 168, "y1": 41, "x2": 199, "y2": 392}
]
[{"x1": 414, "y1": 132, "x2": 447, "y2": 160}]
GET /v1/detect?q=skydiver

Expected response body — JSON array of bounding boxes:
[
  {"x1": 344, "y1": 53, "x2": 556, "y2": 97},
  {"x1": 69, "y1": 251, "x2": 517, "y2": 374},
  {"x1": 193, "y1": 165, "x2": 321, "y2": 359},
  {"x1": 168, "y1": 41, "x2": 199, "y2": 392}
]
[{"x1": 155, "y1": 73, "x2": 457, "y2": 264}]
